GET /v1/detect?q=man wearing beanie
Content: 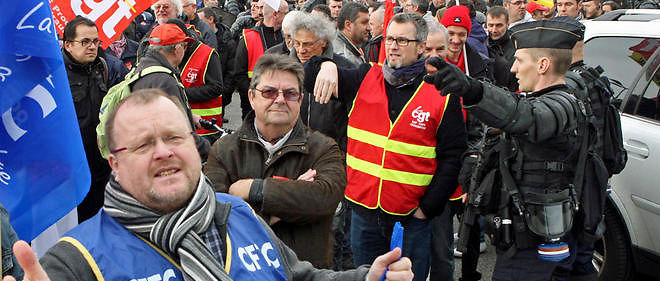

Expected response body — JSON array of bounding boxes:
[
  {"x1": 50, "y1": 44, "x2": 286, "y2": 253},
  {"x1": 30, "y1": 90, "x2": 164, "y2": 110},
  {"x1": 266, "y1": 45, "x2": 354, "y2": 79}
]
[
  {"x1": 306, "y1": 12, "x2": 467, "y2": 281},
  {"x1": 425, "y1": 18, "x2": 588, "y2": 280},
  {"x1": 440, "y1": 5, "x2": 492, "y2": 81}
]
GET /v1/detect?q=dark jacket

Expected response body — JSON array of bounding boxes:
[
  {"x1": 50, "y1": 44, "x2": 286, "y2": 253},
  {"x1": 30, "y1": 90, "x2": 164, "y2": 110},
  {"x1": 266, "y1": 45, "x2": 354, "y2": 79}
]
[
  {"x1": 62, "y1": 49, "x2": 112, "y2": 222},
  {"x1": 463, "y1": 43, "x2": 493, "y2": 82},
  {"x1": 178, "y1": 41, "x2": 224, "y2": 103},
  {"x1": 132, "y1": 49, "x2": 210, "y2": 159},
  {"x1": 233, "y1": 24, "x2": 284, "y2": 96},
  {"x1": 468, "y1": 18, "x2": 489, "y2": 57},
  {"x1": 291, "y1": 45, "x2": 353, "y2": 151},
  {"x1": 304, "y1": 56, "x2": 467, "y2": 220},
  {"x1": 105, "y1": 38, "x2": 139, "y2": 70},
  {"x1": 204, "y1": 113, "x2": 346, "y2": 268},
  {"x1": 487, "y1": 30, "x2": 518, "y2": 92},
  {"x1": 230, "y1": 15, "x2": 258, "y2": 39},
  {"x1": 39, "y1": 182, "x2": 369, "y2": 280},
  {"x1": 189, "y1": 15, "x2": 219, "y2": 49},
  {"x1": 363, "y1": 35, "x2": 382, "y2": 63},
  {"x1": 265, "y1": 42, "x2": 291, "y2": 56},
  {"x1": 213, "y1": 22, "x2": 238, "y2": 99},
  {"x1": 99, "y1": 48, "x2": 129, "y2": 87},
  {"x1": 1, "y1": 204, "x2": 23, "y2": 279}
]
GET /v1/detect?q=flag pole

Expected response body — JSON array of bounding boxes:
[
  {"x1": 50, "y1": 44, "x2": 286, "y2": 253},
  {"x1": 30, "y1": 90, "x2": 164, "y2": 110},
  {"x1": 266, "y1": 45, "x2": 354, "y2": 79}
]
[{"x1": 457, "y1": 0, "x2": 470, "y2": 76}]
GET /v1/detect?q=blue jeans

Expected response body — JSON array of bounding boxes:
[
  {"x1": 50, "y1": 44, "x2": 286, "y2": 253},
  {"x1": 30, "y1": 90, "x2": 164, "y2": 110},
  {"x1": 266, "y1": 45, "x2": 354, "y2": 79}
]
[{"x1": 350, "y1": 212, "x2": 431, "y2": 281}]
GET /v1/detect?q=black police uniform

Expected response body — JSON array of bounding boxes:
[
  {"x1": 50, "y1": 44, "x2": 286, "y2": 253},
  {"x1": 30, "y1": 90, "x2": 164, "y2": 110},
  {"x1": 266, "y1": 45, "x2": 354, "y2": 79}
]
[{"x1": 426, "y1": 19, "x2": 587, "y2": 281}]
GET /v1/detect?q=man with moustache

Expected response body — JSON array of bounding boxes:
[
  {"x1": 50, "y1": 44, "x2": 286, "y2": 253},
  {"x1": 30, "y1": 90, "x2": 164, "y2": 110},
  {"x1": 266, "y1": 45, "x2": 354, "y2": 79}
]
[{"x1": 557, "y1": 0, "x2": 583, "y2": 19}]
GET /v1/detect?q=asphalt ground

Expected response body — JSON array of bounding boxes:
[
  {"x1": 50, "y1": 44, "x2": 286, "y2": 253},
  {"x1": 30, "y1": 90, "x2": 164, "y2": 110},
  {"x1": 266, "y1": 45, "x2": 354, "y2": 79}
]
[{"x1": 221, "y1": 92, "x2": 497, "y2": 280}]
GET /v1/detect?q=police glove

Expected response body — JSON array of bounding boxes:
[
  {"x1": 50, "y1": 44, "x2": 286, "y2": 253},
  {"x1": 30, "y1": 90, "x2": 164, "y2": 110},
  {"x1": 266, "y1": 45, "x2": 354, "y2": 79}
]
[{"x1": 424, "y1": 57, "x2": 483, "y2": 104}]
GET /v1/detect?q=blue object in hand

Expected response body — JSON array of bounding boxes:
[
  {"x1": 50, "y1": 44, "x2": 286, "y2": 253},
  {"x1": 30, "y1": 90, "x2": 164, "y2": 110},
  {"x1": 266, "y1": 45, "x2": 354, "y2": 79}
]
[{"x1": 379, "y1": 221, "x2": 404, "y2": 281}]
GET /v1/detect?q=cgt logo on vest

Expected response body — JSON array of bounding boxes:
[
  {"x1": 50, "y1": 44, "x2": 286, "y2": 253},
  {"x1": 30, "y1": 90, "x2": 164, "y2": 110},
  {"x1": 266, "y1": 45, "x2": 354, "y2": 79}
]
[
  {"x1": 237, "y1": 242, "x2": 281, "y2": 272},
  {"x1": 129, "y1": 268, "x2": 176, "y2": 281},
  {"x1": 410, "y1": 106, "x2": 430, "y2": 130},
  {"x1": 185, "y1": 68, "x2": 199, "y2": 84}
]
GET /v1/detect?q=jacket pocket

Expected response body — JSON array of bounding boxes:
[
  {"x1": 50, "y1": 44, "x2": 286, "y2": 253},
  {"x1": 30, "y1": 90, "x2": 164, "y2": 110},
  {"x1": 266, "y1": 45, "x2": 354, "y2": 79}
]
[
  {"x1": 70, "y1": 82, "x2": 91, "y2": 126},
  {"x1": 2, "y1": 247, "x2": 14, "y2": 275}
]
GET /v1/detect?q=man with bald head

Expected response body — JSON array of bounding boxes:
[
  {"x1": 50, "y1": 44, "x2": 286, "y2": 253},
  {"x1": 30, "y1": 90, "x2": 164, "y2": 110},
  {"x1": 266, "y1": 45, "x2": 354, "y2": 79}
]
[{"x1": 233, "y1": 0, "x2": 289, "y2": 119}]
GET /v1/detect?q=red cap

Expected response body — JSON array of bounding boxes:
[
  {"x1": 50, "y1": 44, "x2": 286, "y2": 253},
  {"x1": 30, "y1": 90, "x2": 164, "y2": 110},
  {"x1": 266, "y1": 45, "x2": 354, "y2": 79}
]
[
  {"x1": 526, "y1": 1, "x2": 549, "y2": 13},
  {"x1": 441, "y1": 6, "x2": 472, "y2": 35},
  {"x1": 149, "y1": 24, "x2": 195, "y2": 46}
]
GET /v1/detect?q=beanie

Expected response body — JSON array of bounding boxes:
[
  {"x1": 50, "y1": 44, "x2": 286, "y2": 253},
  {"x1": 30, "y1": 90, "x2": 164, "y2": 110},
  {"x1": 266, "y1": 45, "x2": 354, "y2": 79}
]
[{"x1": 441, "y1": 5, "x2": 472, "y2": 35}]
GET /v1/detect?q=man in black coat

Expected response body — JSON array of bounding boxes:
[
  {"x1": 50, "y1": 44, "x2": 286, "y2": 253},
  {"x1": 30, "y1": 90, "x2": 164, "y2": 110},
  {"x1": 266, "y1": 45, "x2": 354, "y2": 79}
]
[
  {"x1": 486, "y1": 6, "x2": 518, "y2": 91},
  {"x1": 61, "y1": 16, "x2": 112, "y2": 223}
]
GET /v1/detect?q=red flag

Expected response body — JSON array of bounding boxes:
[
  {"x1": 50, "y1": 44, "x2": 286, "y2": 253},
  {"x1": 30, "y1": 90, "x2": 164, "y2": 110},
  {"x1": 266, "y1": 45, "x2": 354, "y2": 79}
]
[
  {"x1": 49, "y1": 0, "x2": 157, "y2": 49},
  {"x1": 378, "y1": 0, "x2": 396, "y2": 63}
]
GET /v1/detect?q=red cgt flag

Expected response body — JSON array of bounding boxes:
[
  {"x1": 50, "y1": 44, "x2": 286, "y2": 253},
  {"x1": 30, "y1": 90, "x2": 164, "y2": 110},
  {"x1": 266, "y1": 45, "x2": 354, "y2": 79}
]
[
  {"x1": 49, "y1": 0, "x2": 157, "y2": 49},
  {"x1": 378, "y1": 0, "x2": 396, "y2": 64}
]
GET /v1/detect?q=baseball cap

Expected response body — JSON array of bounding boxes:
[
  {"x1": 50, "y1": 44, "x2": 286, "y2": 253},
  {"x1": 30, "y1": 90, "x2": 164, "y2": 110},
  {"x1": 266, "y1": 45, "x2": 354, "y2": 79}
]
[
  {"x1": 149, "y1": 23, "x2": 195, "y2": 46},
  {"x1": 526, "y1": 1, "x2": 549, "y2": 13}
]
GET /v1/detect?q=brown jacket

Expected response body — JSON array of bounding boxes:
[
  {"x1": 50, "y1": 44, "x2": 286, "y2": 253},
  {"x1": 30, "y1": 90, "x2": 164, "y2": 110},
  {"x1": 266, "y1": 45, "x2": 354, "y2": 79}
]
[{"x1": 204, "y1": 112, "x2": 346, "y2": 268}]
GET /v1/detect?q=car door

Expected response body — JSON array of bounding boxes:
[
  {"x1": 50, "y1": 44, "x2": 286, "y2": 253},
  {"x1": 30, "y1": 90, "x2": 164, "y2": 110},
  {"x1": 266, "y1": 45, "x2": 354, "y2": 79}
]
[{"x1": 613, "y1": 46, "x2": 660, "y2": 253}]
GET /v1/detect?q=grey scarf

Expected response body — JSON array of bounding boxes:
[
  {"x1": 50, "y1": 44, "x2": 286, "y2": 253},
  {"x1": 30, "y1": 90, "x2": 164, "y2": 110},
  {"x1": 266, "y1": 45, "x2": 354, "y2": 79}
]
[
  {"x1": 382, "y1": 58, "x2": 427, "y2": 88},
  {"x1": 103, "y1": 172, "x2": 223, "y2": 281}
]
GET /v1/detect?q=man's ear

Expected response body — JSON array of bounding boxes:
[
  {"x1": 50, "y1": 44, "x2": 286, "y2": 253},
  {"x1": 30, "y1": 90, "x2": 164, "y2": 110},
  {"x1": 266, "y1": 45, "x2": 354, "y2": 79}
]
[
  {"x1": 63, "y1": 41, "x2": 72, "y2": 53},
  {"x1": 108, "y1": 154, "x2": 120, "y2": 182},
  {"x1": 537, "y1": 56, "x2": 551, "y2": 75},
  {"x1": 248, "y1": 88, "x2": 257, "y2": 110},
  {"x1": 417, "y1": 41, "x2": 427, "y2": 56}
]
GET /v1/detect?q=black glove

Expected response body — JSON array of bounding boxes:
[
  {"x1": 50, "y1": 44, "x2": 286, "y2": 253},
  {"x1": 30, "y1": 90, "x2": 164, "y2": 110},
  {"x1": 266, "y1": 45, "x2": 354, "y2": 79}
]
[
  {"x1": 458, "y1": 154, "x2": 478, "y2": 188},
  {"x1": 424, "y1": 56, "x2": 471, "y2": 97}
]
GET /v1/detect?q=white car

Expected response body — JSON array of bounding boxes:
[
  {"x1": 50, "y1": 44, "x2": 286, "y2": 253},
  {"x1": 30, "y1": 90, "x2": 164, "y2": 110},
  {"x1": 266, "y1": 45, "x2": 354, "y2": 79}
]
[{"x1": 583, "y1": 14, "x2": 660, "y2": 281}]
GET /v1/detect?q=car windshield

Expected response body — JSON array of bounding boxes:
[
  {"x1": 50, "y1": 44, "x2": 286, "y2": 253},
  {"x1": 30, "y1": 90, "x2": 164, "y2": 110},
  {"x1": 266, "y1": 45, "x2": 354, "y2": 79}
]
[{"x1": 584, "y1": 36, "x2": 660, "y2": 98}]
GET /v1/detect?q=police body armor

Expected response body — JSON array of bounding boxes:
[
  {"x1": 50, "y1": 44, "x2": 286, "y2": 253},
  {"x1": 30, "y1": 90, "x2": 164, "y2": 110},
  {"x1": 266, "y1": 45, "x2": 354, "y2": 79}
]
[{"x1": 461, "y1": 83, "x2": 586, "y2": 253}]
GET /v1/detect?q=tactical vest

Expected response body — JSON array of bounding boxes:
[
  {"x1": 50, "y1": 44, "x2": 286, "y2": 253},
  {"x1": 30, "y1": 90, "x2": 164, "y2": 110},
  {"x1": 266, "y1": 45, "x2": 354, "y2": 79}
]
[
  {"x1": 243, "y1": 29, "x2": 265, "y2": 79},
  {"x1": 61, "y1": 194, "x2": 288, "y2": 281},
  {"x1": 182, "y1": 43, "x2": 223, "y2": 136},
  {"x1": 344, "y1": 64, "x2": 448, "y2": 215}
]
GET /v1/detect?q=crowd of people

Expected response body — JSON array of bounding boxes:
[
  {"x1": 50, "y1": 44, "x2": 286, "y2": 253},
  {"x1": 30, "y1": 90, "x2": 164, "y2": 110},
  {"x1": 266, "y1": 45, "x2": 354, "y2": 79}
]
[{"x1": 0, "y1": 0, "x2": 643, "y2": 280}]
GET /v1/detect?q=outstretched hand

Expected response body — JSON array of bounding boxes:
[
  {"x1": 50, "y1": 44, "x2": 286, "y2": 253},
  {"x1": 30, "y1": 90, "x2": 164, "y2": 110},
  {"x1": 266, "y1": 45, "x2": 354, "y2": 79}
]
[
  {"x1": 365, "y1": 248, "x2": 414, "y2": 281},
  {"x1": 2, "y1": 241, "x2": 50, "y2": 281},
  {"x1": 424, "y1": 56, "x2": 471, "y2": 97}
]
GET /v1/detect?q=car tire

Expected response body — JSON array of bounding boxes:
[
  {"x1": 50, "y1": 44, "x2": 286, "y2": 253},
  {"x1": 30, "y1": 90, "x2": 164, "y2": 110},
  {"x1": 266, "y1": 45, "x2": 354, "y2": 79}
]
[{"x1": 596, "y1": 203, "x2": 633, "y2": 281}]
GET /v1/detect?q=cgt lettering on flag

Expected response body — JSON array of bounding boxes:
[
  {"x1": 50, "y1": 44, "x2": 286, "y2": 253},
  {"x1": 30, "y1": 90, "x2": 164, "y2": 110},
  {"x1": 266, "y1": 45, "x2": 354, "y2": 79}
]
[{"x1": 49, "y1": 0, "x2": 156, "y2": 49}]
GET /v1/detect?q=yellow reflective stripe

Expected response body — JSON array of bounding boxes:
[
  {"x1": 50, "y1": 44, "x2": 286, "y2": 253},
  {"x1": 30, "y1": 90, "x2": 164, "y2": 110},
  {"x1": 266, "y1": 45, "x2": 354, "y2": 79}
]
[
  {"x1": 225, "y1": 232, "x2": 232, "y2": 273},
  {"x1": 347, "y1": 126, "x2": 387, "y2": 149},
  {"x1": 348, "y1": 126, "x2": 436, "y2": 159},
  {"x1": 450, "y1": 194, "x2": 465, "y2": 201},
  {"x1": 347, "y1": 154, "x2": 433, "y2": 186},
  {"x1": 247, "y1": 71, "x2": 253, "y2": 78},
  {"x1": 191, "y1": 107, "x2": 223, "y2": 116},
  {"x1": 59, "y1": 237, "x2": 105, "y2": 281}
]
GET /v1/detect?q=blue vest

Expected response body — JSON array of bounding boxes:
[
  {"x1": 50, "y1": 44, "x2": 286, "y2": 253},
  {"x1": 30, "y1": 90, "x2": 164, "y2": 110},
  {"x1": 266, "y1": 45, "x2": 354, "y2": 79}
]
[{"x1": 63, "y1": 193, "x2": 289, "y2": 281}]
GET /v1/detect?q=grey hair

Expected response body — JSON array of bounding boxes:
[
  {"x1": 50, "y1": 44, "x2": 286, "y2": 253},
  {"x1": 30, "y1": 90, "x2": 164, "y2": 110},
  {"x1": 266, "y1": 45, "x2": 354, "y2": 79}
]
[
  {"x1": 152, "y1": 0, "x2": 184, "y2": 16},
  {"x1": 282, "y1": 10, "x2": 303, "y2": 35},
  {"x1": 290, "y1": 12, "x2": 336, "y2": 43},
  {"x1": 387, "y1": 12, "x2": 428, "y2": 42},
  {"x1": 426, "y1": 19, "x2": 448, "y2": 41},
  {"x1": 411, "y1": 0, "x2": 430, "y2": 12},
  {"x1": 148, "y1": 44, "x2": 178, "y2": 54}
]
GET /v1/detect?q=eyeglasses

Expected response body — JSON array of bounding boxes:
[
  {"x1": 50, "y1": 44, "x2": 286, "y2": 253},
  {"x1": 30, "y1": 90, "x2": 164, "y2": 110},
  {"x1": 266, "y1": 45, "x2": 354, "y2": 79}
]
[
  {"x1": 69, "y1": 38, "x2": 102, "y2": 48},
  {"x1": 154, "y1": 4, "x2": 171, "y2": 10},
  {"x1": 253, "y1": 87, "x2": 301, "y2": 101},
  {"x1": 293, "y1": 40, "x2": 319, "y2": 50},
  {"x1": 111, "y1": 131, "x2": 193, "y2": 155},
  {"x1": 384, "y1": 36, "x2": 419, "y2": 46}
]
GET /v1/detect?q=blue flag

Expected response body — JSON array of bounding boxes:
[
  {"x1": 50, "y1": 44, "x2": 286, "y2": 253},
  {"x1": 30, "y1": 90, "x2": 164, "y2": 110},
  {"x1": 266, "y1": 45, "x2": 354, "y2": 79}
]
[{"x1": 0, "y1": 0, "x2": 90, "y2": 241}]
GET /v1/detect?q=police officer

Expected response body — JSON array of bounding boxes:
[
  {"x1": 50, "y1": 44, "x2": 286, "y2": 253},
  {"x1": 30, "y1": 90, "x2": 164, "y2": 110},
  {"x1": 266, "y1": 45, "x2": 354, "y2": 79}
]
[{"x1": 425, "y1": 19, "x2": 586, "y2": 280}]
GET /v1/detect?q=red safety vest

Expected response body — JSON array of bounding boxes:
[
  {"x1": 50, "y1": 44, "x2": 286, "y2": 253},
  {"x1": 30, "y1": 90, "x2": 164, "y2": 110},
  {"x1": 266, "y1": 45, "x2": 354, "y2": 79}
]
[
  {"x1": 181, "y1": 43, "x2": 222, "y2": 136},
  {"x1": 344, "y1": 64, "x2": 449, "y2": 215},
  {"x1": 243, "y1": 29, "x2": 265, "y2": 79}
]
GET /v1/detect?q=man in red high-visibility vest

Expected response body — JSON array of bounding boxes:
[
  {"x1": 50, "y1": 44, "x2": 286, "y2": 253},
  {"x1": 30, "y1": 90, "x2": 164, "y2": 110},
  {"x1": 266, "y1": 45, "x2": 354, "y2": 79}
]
[
  {"x1": 233, "y1": 0, "x2": 288, "y2": 119},
  {"x1": 306, "y1": 13, "x2": 467, "y2": 281}
]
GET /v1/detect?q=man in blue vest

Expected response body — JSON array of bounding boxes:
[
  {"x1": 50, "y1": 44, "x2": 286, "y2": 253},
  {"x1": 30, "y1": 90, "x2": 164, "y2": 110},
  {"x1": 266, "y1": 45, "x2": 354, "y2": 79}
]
[{"x1": 2, "y1": 87, "x2": 413, "y2": 281}]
